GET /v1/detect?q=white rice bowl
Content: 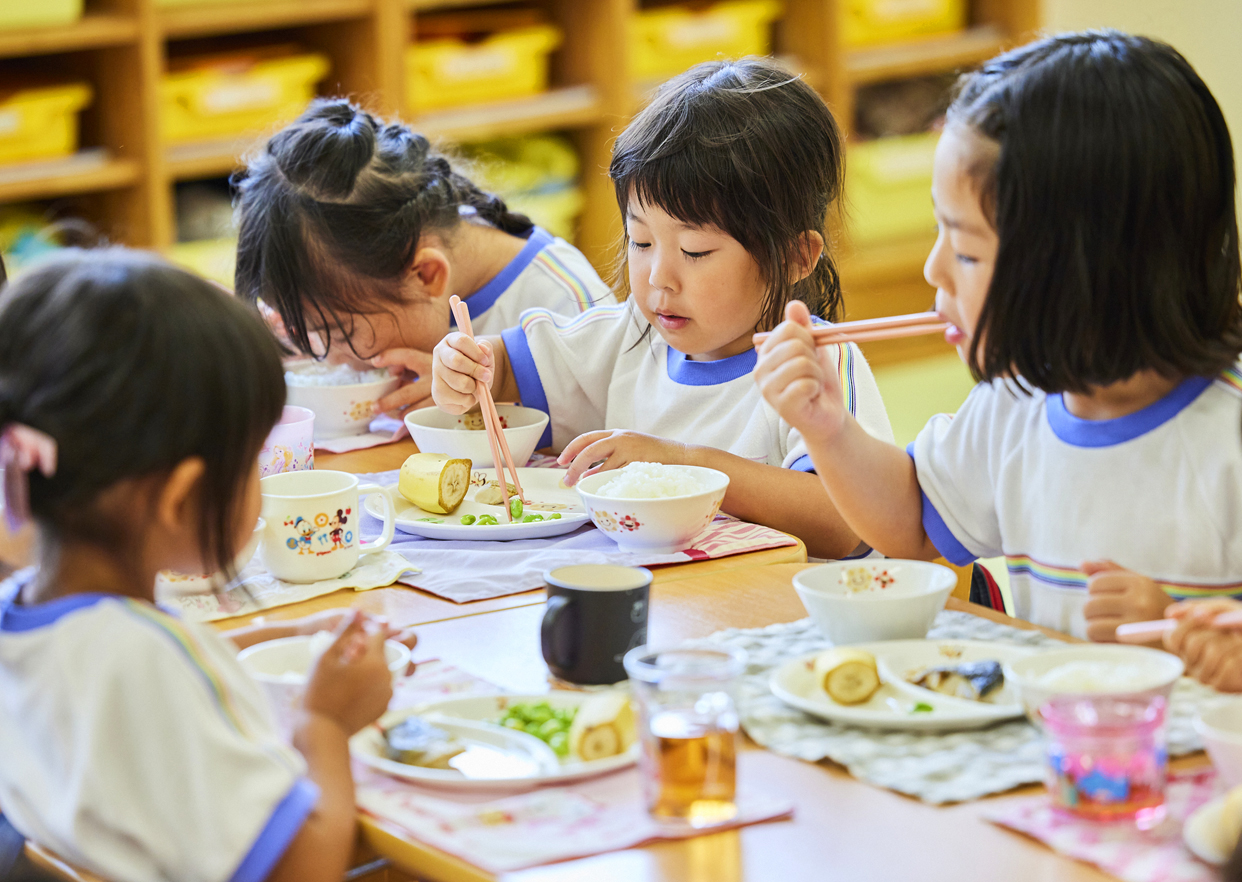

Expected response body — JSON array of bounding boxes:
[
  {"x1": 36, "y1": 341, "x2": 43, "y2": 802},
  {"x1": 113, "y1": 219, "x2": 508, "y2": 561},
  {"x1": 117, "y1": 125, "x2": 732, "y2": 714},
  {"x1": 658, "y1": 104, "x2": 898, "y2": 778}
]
[
  {"x1": 594, "y1": 462, "x2": 713, "y2": 499},
  {"x1": 285, "y1": 363, "x2": 391, "y2": 387}
]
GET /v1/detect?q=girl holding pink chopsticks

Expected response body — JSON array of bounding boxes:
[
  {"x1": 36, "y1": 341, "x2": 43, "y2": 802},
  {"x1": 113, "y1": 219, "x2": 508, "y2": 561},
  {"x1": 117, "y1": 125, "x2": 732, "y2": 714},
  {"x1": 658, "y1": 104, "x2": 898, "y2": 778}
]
[
  {"x1": 433, "y1": 58, "x2": 894, "y2": 560},
  {"x1": 756, "y1": 31, "x2": 1242, "y2": 641}
]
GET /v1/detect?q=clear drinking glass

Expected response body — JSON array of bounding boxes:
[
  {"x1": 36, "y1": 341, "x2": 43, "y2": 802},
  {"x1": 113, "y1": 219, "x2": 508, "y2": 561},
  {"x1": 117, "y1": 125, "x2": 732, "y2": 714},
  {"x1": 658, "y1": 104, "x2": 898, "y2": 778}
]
[
  {"x1": 623, "y1": 645, "x2": 747, "y2": 828},
  {"x1": 1041, "y1": 694, "x2": 1168, "y2": 829}
]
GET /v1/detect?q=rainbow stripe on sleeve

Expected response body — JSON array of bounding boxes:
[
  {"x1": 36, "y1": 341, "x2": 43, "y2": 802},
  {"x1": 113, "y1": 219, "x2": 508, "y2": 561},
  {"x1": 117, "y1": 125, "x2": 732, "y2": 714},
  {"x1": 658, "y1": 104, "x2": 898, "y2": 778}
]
[
  {"x1": 836, "y1": 343, "x2": 857, "y2": 417},
  {"x1": 519, "y1": 302, "x2": 626, "y2": 335},
  {"x1": 1007, "y1": 554, "x2": 1242, "y2": 599},
  {"x1": 533, "y1": 250, "x2": 595, "y2": 312},
  {"x1": 1218, "y1": 364, "x2": 1242, "y2": 396}
]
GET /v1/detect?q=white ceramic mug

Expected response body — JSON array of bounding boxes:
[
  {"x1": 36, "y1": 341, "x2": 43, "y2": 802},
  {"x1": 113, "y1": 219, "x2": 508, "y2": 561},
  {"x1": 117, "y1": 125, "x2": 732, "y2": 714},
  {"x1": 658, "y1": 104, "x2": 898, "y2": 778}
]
[{"x1": 259, "y1": 470, "x2": 395, "y2": 583}]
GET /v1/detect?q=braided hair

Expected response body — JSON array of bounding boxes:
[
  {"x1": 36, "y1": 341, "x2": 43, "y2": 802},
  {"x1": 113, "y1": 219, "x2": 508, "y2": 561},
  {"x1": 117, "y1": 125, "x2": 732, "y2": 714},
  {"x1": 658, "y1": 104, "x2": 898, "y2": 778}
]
[{"x1": 234, "y1": 98, "x2": 534, "y2": 358}]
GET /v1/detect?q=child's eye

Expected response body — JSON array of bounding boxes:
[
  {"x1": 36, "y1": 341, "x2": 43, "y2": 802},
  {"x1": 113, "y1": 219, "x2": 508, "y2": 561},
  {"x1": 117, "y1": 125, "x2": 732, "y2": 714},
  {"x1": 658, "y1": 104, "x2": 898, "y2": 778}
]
[
  {"x1": 955, "y1": 254, "x2": 979, "y2": 266},
  {"x1": 682, "y1": 250, "x2": 712, "y2": 260},
  {"x1": 629, "y1": 240, "x2": 651, "y2": 251}
]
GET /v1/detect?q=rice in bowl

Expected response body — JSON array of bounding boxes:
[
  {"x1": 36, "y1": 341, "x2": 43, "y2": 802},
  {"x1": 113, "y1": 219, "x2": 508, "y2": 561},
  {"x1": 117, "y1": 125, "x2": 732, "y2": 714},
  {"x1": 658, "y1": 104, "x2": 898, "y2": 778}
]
[{"x1": 594, "y1": 462, "x2": 713, "y2": 499}]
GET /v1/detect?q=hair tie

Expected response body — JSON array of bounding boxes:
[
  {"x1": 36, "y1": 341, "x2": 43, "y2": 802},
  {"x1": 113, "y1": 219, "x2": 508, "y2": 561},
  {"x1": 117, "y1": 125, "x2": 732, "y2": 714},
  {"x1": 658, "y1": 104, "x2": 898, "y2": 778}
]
[{"x1": 1, "y1": 424, "x2": 58, "y2": 532}]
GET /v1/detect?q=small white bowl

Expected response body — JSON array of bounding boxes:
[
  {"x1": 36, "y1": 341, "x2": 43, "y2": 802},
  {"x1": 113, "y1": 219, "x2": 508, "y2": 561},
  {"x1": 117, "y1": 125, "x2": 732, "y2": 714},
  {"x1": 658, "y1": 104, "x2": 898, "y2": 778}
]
[
  {"x1": 238, "y1": 633, "x2": 410, "y2": 739},
  {"x1": 285, "y1": 363, "x2": 400, "y2": 441},
  {"x1": 792, "y1": 560, "x2": 955, "y2": 644},
  {"x1": 1197, "y1": 699, "x2": 1242, "y2": 788},
  {"x1": 155, "y1": 518, "x2": 265, "y2": 599},
  {"x1": 1004, "y1": 644, "x2": 1184, "y2": 723},
  {"x1": 575, "y1": 466, "x2": 729, "y2": 554},
  {"x1": 404, "y1": 404, "x2": 549, "y2": 469}
]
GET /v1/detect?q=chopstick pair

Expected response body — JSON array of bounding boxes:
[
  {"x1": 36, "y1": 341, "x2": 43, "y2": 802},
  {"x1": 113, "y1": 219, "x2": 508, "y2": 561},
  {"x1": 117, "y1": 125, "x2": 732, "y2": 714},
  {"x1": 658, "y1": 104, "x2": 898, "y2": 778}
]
[
  {"x1": 449, "y1": 295, "x2": 525, "y2": 522},
  {"x1": 1115, "y1": 610, "x2": 1242, "y2": 643},
  {"x1": 753, "y1": 311, "x2": 950, "y2": 347}
]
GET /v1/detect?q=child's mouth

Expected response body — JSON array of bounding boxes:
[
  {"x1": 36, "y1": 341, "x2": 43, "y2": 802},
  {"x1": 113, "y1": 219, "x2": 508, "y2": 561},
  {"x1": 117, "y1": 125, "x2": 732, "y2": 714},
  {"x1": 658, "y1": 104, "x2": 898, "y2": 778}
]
[
  {"x1": 944, "y1": 323, "x2": 968, "y2": 346},
  {"x1": 656, "y1": 313, "x2": 689, "y2": 331}
]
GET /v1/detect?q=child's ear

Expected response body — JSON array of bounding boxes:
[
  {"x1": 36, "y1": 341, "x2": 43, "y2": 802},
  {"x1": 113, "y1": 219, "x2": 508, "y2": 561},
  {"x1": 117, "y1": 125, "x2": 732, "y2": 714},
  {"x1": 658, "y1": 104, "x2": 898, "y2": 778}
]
[
  {"x1": 790, "y1": 231, "x2": 825, "y2": 284},
  {"x1": 156, "y1": 457, "x2": 206, "y2": 537},
  {"x1": 407, "y1": 247, "x2": 451, "y2": 301}
]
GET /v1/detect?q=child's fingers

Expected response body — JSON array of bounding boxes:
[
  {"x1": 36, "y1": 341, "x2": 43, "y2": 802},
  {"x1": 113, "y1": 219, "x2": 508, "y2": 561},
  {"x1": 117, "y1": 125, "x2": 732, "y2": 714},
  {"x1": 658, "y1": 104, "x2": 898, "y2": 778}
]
[
  {"x1": 563, "y1": 439, "x2": 622, "y2": 486},
  {"x1": 377, "y1": 376, "x2": 434, "y2": 415},
  {"x1": 784, "y1": 299, "x2": 813, "y2": 326},
  {"x1": 1085, "y1": 572, "x2": 1131, "y2": 595},
  {"x1": 1080, "y1": 559, "x2": 1124, "y2": 577},
  {"x1": 556, "y1": 431, "x2": 611, "y2": 467},
  {"x1": 372, "y1": 346, "x2": 434, "y2": 376},
  {"x1": 446, "y1": 332, "x2": 492, "y2": 368}
]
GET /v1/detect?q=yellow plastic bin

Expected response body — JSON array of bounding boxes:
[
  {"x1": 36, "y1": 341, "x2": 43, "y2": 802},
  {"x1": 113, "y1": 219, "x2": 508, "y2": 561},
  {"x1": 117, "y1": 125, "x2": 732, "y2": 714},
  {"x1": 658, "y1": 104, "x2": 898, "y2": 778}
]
[
  {"x1": 161, "y1": 53, "x2": 329, "y2": 145},
  {"x1": 846, "y1": 132, "x2": 939, "y2": 245},
  {"x1": 0, "y1": 83, "x2": 93, "y2": 166},
  {"x1": 843, "y1": 0, "x2": 966, "y2": 48},
  {"x1": 0, "y1": 0, "x2": 82, "y2": 29},
  {"x1": 631, "y1": 1, "x2": 782, "y2": 81},
  {"x1": 408, "y1": 25, "x2": 562, "y2": 112}
]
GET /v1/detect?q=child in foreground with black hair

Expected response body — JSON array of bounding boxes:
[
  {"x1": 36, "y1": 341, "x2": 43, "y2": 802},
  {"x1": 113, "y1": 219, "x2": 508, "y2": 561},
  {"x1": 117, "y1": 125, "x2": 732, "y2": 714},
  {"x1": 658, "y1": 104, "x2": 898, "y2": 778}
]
[
  {"x1": 432, "y1": 58, "x2": 894, "y2": 559},
  {"x1": 234, "y1": 98, "x2": 613, "y2": 416},
  {"x1": 0, "y1": 250, "x2": 406, "y2": 882},
  {"x1": 756, "y1": 31, "x2": 1242, "y2": 640}
]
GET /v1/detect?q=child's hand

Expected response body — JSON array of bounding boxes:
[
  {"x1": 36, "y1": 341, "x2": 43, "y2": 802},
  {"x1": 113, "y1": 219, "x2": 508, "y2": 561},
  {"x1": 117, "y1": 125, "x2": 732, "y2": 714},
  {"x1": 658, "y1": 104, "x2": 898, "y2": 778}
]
[
  {"x1": 372, "y1": 347, "x2": 434, "y2": 415},
  {"x1": 754, "y1": 301, "x2": 848, "y2": 440},
  {"x1": 1165, "y1": 599, "x2": 1242, "y2": 692},
  {"x1": 432, "y1": 332, "x2": 493, "y2": 414},
  {"x1": 1082, "y1": 560, "x2": 1174, "y2": 643},
  {"x1": 303, "y1": 611, "x2": 393, "y2": 734},
  {"x1": 556, "y1": 430, "x2": 691, "y2": 487}
]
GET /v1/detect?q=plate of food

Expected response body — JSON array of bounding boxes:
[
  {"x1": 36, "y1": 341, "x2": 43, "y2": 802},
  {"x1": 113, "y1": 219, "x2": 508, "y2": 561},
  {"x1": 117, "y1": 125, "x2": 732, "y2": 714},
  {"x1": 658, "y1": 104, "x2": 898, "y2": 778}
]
[
  {"x1": 769, "y1": 640, "x2": 1034, "y2": 731},
  {"x1": 1184, "y1": 787, "x2": 1240, "y2": 866},
  {"x1": 412, "y1": 692, "x2": 639, "y2": 785},
  {"x1": 350, "y1": 711, "x2": 560, "y2": 791},
  {"x1": 365, "y1": 455, "x2": 591, "y2": 540}
]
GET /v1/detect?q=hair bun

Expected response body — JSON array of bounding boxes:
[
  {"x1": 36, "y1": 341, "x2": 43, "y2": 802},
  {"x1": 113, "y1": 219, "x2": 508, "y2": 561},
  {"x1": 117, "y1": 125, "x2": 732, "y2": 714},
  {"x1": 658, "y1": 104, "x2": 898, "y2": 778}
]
[{"x1": 269, "y1": 98, "x2": 379, "y2": 198}]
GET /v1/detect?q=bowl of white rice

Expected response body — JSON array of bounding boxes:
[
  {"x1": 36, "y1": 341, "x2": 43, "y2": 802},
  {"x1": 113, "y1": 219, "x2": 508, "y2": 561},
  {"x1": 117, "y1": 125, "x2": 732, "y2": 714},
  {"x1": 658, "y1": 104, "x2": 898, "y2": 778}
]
[
  {"x1": 238, "y1": 631, "x2": 410, "y2": 740},
  {"x1": 575, "y1": 462, "x2": 729, "y2": 553},
  {"x1": 1004, "y1": 645, "x2": 1184, "y2": 723},
  {"x1": 284, "y1": 361, "x2": 401, "y2": 441}
]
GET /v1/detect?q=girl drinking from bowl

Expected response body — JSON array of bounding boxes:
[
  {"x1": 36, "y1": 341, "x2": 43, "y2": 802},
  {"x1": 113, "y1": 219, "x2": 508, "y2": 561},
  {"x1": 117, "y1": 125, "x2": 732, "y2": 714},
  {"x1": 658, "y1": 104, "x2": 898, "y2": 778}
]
[
  {"x1": 755, "y1": 31, "x2": 1242, "y2": 640},
  {"x1": 233, "y1": 98, "x2": 614, "y2": 417},
  {"x1": 0, "y1": 249, "x2": 402, "y2": 882},
  {"x1": 432, "y1": 58, "x2": 894, "y2": 559}
]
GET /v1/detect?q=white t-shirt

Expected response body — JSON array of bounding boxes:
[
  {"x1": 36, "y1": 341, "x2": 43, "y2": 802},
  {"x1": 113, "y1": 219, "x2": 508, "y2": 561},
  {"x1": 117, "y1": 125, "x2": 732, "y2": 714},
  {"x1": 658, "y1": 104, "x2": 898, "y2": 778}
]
[
  {"x1": 0, "y1": 571, "x2": 316, "y2": 882},
  {"x1": 910, "y1": 365, "x2": 1242, "y2": 638},
  {"x1": 458, "y1": 226, "x2": 615, "y2": 336},
  {"x1": 499, "y1": 300, "x2": 894, "y2": 470}
]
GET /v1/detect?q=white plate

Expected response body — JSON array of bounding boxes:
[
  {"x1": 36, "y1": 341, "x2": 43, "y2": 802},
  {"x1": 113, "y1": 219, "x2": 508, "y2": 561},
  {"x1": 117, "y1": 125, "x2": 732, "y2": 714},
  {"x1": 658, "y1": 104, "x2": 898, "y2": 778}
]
[
  {"x1": 351, "y1": 710, "x2": 560, "y2": 791},
  {"x1": 1185, "y1": 793, "x2": 1233, "y2": 866},
  {"x1": 365, "y1": 468, "x2": 591, "y2": 540},
  {"x1": 413, "y1": 692, "x2": 639, "y2": 785},
  {"x1": 769, "y1": 640, "x2": 1034, "y2": 732}
]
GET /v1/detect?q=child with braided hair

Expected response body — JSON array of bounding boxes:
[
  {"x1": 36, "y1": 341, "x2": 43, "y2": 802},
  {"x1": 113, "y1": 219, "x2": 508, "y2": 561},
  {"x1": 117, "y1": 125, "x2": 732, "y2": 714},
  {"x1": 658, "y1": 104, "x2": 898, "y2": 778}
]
[{"x1": 234, "y1": 98, "x2": 613, "y2": 415}]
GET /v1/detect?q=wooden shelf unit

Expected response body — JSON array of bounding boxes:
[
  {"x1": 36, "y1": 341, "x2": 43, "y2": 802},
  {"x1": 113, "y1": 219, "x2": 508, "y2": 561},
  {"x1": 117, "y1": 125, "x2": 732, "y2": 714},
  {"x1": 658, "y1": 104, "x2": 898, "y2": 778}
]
[{"x1": 0, "y1": 0, "x2": 1038, "y2": 359}]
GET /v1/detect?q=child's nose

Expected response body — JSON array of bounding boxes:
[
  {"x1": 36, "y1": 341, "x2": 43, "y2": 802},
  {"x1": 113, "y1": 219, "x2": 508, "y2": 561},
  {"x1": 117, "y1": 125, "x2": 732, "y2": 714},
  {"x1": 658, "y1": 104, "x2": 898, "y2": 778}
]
[
  {"x1": 923, "y1": 232, "x2": 949, "y2": 293},
  {"x1": 648, "y1": 251, "x2": 677, "y2": 293}
]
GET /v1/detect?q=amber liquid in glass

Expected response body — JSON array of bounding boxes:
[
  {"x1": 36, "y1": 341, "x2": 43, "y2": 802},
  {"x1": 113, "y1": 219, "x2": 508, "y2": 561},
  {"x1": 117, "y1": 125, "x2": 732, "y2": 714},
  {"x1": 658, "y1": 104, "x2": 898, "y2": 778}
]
[{"x1": 646, "y1": 710, "x2": 738, "y2": 827}]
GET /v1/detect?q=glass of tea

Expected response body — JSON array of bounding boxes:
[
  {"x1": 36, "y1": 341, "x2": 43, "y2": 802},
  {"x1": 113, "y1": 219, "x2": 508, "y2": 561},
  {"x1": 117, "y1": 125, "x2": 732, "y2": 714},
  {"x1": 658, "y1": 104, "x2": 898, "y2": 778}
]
[
  {"x1": 623, "y1": 645, "x2": 747, "y2": 829},
  {"x1": 1041, "y1": 694, "x2": 1169, "y2": 829}
]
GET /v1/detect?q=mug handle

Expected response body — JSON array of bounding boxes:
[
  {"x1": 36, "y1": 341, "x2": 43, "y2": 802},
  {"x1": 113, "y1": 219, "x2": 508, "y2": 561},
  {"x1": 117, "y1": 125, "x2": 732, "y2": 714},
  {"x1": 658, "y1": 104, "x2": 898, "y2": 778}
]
[
  {"x1": 540, "y1": 594, "x2": 573, "y2": 671},
  {"x1": 357, "y1": 483, "x2": 395, "y2": 554}
]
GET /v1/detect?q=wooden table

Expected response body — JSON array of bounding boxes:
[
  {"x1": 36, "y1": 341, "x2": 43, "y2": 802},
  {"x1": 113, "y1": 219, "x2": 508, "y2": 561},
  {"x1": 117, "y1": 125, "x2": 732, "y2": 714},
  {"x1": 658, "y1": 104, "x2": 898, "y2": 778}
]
[{"x1": 351, "y1": 563, "x2": 1206, "y2": 882}]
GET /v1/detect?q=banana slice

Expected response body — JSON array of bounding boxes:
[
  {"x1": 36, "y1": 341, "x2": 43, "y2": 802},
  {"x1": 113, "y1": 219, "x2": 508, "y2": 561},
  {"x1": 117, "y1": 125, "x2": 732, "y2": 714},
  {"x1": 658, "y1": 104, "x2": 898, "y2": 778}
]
[
  {"x1": 1221, "y1": 784, "x2": 1242, "y2": 849},
  {"x1": 814, "y1": 647, "x2": 880, "y2": 705},
  {"x1": 398, "y1": 453, "x2": 471, "y2": 514},
  {"x1": 568, "y1": 693, "x2": 636, "y2": 761}
]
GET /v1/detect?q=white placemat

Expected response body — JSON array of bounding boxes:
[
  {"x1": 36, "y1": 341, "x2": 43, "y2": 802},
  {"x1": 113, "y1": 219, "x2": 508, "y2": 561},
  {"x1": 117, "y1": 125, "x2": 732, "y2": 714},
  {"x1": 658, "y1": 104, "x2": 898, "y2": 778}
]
[{"x1": 689, "y1": 611, "x2": 1218, "y2": 804}]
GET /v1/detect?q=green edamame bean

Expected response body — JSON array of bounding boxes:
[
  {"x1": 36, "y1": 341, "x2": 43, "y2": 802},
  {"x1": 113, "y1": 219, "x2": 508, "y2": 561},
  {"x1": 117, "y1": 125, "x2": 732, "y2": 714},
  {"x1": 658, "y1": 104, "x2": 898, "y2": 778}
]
[
  {"x1": 510, "y1": 496, "x2": 524, "y2": 519},
  {"x1": 460, "y1": 514, "x2": 476, "y2": 525}
]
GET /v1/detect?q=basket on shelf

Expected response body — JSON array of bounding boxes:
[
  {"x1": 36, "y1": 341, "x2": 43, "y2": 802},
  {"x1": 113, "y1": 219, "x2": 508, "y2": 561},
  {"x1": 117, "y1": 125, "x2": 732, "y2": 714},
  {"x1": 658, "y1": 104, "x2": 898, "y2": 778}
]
[
  {"x1": 407, "y1": 25, "x2": 563, "y2": 113},
  {"x1": 846, "y1": 131, "x2": 939, "y2": 245},
  {"x1": 0, "y1": 0, "x2": 82, "y2": 30},
  {"x1": 0, "y1": 83, "x2": 93, "y2": 166},
  {"x1": 161, "y1": 51, "x2": 329, "y2": 145},
  {"x1": 460, "y1": 135, "x2": 584, "y2": 242},
  {"x1": 843, "y1": 0, "x2": 967, "y2": 48},
  {"x1": 630, "y1": 0, "x2": 783, "y2": 82}
]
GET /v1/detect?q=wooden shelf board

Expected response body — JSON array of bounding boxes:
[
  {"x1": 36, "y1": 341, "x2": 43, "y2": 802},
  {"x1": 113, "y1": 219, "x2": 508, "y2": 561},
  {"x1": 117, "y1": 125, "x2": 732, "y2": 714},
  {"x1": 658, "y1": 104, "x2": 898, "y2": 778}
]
[
  {"x1": 840, "y1": 231, "x2": 937, "y2": 288},
  {"x1": 846, "y1": 25, "x2": 1007, "y2": 85},
  {"x1": 0, "y1": 13, "x2": 139, "y2": 58},
  {"x1": 415, "y1": 85, "x2": 602, "y2": 141},
  {"x1": 159, "y1": 0, "x2": 373, "y2": 39},
  {"x1": 0, "y1": 151, "x2": 140, "y2": 202},
  {"x1": 409, "y1": 0, "x2": 527, "y2": 8},
  {"x1": 165, "y1": 135, "x2": 262, "y2": 180}
]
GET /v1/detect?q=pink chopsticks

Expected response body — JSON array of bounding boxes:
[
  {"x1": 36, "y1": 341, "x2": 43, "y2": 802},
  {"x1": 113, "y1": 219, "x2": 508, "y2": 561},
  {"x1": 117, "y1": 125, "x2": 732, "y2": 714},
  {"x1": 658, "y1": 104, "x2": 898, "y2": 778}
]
[
  {"x1": 449, "y1": 295, "x2": 526, "y2": 521},
  {"x1": 1115, "y1": 610, "x2": 1242, "y2": 643},
  {"x1": 753, "y1": 311, "x2": 950, "y2": 347}
]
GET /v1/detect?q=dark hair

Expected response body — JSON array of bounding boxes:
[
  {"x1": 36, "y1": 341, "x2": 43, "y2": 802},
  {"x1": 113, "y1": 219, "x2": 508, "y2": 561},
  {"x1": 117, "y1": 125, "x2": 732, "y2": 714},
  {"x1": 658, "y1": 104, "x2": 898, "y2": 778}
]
[
  {"x1": 948, "y1": 30, "x2": 1242, "y2": 392},
  {"x1": 233, "y1": 98, "x2": 534, "y2": 357},
  {"x1": 610, "y1": 57, "x2": 845, "y2": 331},
  {"x1": 0, "y1": 249, "x2": 285, "y2": 575}
]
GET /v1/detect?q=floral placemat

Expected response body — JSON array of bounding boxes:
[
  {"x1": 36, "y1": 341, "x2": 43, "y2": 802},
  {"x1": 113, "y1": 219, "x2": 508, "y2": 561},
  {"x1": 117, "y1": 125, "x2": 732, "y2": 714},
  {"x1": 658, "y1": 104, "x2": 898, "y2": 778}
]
[{"x1": 689, "y1": 611, "x2": 1217, "y2": 804}]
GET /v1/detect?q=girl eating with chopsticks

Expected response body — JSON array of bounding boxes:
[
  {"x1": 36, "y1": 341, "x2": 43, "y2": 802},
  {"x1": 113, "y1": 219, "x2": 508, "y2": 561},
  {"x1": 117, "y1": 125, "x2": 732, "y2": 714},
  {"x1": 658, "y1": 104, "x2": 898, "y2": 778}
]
[
  {"x1": 432, "y1": 58, "x2": 895, "y2": 560},
  {"x1": 756, "y1": 31, "x2": 1242, "y2": 640},
  {"x1": 234, "y1": 98, "x2": 613, "y2": 415}
]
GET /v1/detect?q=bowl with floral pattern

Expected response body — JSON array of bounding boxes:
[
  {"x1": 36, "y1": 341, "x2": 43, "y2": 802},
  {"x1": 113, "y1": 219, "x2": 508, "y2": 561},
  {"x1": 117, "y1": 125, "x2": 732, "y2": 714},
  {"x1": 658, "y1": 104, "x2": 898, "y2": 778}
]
[{"x1": 574, "y1": 463, "x2": 729, "y2": 554}]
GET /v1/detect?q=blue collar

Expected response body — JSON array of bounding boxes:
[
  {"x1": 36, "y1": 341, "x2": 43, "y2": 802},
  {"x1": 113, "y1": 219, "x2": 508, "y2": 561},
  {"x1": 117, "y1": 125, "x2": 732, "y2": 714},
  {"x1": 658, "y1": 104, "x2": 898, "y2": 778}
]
[
  {"x1": 666, "y1": 346, "x2": 757, "y2": 386},
  {"x1": 1046, "y1": 374, "x2": 1214, "y2": 447},
  {"x1": 451, "y1": 226, "x2": 554, "y2": 326},
  {"x1": 0, "y1": 569, "x2": 113, "y2": 632}
]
